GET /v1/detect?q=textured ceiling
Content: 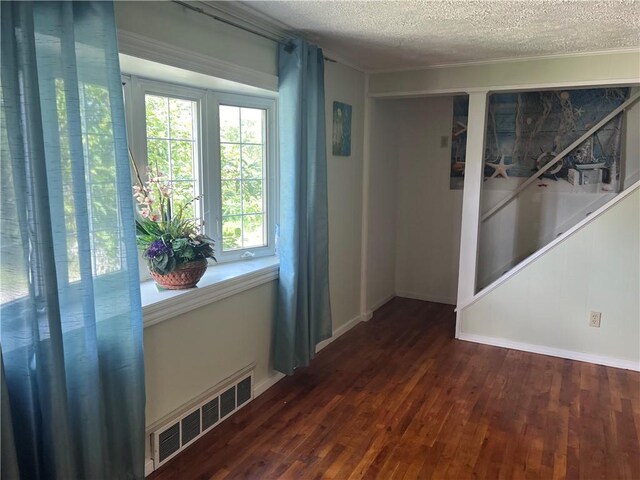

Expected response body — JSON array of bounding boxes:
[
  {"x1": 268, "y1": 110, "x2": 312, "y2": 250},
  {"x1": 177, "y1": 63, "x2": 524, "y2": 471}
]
[{"x1": 241, "y1": 0, "x2": 640, "y2": 71}]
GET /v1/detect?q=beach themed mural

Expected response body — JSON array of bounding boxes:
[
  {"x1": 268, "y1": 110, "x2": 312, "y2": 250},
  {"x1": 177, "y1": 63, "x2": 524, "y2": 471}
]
[
  {"x1": 332, "y1": 101, "x2": 352, "y2": 156},
  {"x1": 450, "y1": 88, "x2": 629, "y2": 190}
]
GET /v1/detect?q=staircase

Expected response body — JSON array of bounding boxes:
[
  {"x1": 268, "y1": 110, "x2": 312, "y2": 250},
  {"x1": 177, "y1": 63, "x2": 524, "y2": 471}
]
[{"x1": 455, "y1": 91, "x2": 640, "y2": 371}]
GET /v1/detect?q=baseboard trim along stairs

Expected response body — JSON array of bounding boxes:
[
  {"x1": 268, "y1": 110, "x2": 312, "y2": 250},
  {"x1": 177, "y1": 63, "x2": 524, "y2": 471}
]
[{"x1": 459, "y1": 333, "x2": 640, "y2": 372}]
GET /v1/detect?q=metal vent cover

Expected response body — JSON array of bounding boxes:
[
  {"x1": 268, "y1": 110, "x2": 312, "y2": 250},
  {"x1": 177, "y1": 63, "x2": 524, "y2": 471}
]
[
  {"x1": 158, "y1": 423, "x2": 180, "y2": 463},
  {"x1": 151, "y1": 371, "x2": 254, "y2": 470},
  {"x1": 220, "y1": 386, "x2": 236, "y2": 418},
  {"x1": 202, "y1": 397, "x2": 219, "y2": 431},
  {"x1": 237, "y1": 377, "x2": 251, "y2": 406},
  {"x1": 181, "y1": 410, "x2": 201, "y2": 446}
]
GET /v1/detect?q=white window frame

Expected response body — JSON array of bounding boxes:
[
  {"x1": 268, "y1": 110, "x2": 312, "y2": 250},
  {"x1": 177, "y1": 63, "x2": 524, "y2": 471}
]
[
  {"x1": 210, "y1": 92, "x2": 277, "y2": 262},
  {"x1": 122, "y1": 75, "x2": 277, "y2": 269}
]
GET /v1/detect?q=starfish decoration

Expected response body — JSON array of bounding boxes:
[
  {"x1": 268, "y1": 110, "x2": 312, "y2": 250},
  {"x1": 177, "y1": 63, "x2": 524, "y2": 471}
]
[
  {"x1": 573, "y1": 106, "x2": 585, "y2": 117},
  {"x1": 485, "y1": 155, "x2": 514, "y2": 179}
]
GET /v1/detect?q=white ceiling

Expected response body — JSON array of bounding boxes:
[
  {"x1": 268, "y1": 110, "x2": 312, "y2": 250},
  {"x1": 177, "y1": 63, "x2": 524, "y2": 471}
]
[{"x1": 237, "y1": 0, "x2": 640, "y2": 72}]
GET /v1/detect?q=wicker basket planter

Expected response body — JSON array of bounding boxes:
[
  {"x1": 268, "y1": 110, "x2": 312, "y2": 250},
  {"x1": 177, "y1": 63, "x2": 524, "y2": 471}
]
[{"x1": 149, "y1": 259, "x2": 208, "y2": 290}]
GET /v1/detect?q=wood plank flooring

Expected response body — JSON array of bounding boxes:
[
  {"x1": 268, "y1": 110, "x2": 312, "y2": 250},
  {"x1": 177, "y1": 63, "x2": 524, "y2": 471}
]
[{"x1": 149, "y1": 298, "x2": 640, "y2": 479}]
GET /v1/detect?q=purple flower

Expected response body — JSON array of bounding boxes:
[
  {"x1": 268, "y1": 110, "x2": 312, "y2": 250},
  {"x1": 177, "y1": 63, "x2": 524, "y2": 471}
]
[{"x1": 146, "y1": 239, "x2": 171, "y2": 258}]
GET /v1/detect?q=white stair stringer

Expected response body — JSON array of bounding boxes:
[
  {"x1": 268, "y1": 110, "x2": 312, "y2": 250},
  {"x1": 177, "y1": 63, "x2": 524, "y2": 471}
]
[{"x1": 456, "y1": 181, "x2": 640, "y2": 371}]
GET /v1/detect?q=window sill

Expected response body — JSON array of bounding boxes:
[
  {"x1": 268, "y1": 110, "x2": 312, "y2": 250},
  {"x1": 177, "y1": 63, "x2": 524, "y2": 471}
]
[{"x1": 141, "y1": 256, "x2": 279, "y2": 328}]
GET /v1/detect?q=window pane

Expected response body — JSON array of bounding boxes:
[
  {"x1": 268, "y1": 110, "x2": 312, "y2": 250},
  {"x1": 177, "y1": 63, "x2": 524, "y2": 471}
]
[
  {"x1": 88, "y1": 135, "x2": 115, "y2": 179},
  {"x1": 171, "y1": 140, "x2": 194, "y2": 180},
  {"x1": 145, "y1": 93, "x2": 200, "y2": 227},
  {"x1": 221, "y1": 181, "x2": 241, "y2": 216},
  {"x1": 240, "y1": 107, "x2": 263, "y2": 144},
  {"x1": 243, "y1": 214, "x2": 264, "y2": 247},
  {"x1": 84, "y1": 84, "x2": 112, "y2": 135},
  {"x1": 242, "y1": 180, "x2": 263, "y2": 214},
  {"x1": 241, "y1": 145, "x2": 263, "y2": 179},
  {"x1": 169, "y1": 98, "x2": 194, "y2": 140},
  {"x1": 221, "y1": 144, "x2": 241, "y2": 179},
  {"x1": 147, "y1": 139, "x2": 169, "y2": 175},
  {"x1": 219, "y1": 104, "x2": 268, "y2": 252},
  {"x1": 222, "y1": 215, "x2": 242, "y2": 250},
  {"x1": 92, "y1": 230, "x2": 121, "y2": 276},
  {"x1": 171, "y1": 181, "x2": 196, "y2": 219},
  {"x1": 220, "y1": 105, "x2": 240, "y2": 143},
  {"x1": 91, "y1": 183, "x2": 118, "y2": 230},
  {"x1": 146, "y1": 95, "x2": 168, "y2": 138},
  {"x1": 67, "y1": 237, "x2": 81, "y2": 283}
]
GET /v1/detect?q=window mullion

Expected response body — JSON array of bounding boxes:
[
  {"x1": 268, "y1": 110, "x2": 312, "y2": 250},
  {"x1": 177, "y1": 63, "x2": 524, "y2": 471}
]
[{"x1": 205, "y1": 91, "x2": 222, "y2": 255}]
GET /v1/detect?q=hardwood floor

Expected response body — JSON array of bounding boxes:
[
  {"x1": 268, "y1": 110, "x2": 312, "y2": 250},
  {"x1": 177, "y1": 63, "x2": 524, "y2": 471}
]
[{"x1": 149, "y1": 298, "x2": 640, "y2": 480}]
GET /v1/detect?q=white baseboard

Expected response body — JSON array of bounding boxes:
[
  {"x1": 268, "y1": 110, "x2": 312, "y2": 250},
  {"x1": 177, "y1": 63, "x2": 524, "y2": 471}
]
[
  {"x1": 144, "y1": 458, "x2": 154, "y2": 477},
  {"x1": 458, "y1": 333, "x2": 640, "y2": 371},
  {"x1": 368, "y1": 293, "x2": 396, "y2": 313},
  {"x1": 254, "y1": 371, "x2": 286, "y2": 398},
  {"x1": 254, "y1": 312, "x2": 367, "y2": 398},
  {"x1": 316, "y1": 313, "x2": 365, "y2": 352},
  {"x1": 396, "y1": 291, "x2": 456, "y2": 306},
  {"x1": 363, "y1": 310, "x2": 373, "y2": 321}
]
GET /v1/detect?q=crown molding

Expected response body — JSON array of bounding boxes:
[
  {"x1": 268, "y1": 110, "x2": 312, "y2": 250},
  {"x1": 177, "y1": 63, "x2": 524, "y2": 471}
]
[
  {"x1": 368, "y1": 47, "x2": 640, "y2": 75},
  {"x1": 181, "y1": 1, "x2": 639, "y2": 76},
  {"x1": 117, "y1": 30, "x2": 278, "y2": 92},
  {"x1": 200, "y1": 1, "x2": 366, "y2": 73},
  {"x1": 198, "y1": 0, "x2": 292, "y2": 42}
]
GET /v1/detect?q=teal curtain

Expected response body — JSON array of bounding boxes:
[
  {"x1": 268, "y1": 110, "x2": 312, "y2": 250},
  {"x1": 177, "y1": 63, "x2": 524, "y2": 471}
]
[
  {"x1": 274, "y1": 39, "x2": 332, "y2": 375},
  {"x1": 1, "y1": 2, "x2": 145, "y2": 478}
]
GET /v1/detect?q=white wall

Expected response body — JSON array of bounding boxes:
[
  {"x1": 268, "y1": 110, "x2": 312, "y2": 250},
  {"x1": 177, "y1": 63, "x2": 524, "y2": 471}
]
[
  {"x1": 325, "y1": 62, "x2": 366, "y2": 328},
  {"x1": 366, "y1": 99, "x2": 400, "y2": 310},
  {"x1": 394, "y1": 97, "x2": 463, "y2": 304},
  {"x1": 115, "y1": 1, "x2": 367, "y2": 458},
  {"x1": 366, "y1": 86, "x2": 638, "y2": 303},
  {"x1": 114, "y1": 2, "x2": 277, "y2": 78},
  {"x1": 143, "y1": 282, "x2": 278, "y2": 425},
  {"x1": 461, "y1": 188, "x2": 640, "y2": 368}
]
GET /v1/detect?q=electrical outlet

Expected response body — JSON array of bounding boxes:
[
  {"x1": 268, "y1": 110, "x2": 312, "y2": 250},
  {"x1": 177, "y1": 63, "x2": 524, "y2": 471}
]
[
  {"x1": 440, "y1": 135, "x2": 449, "y2": 148},
  {"x1": 589, "y1": 311, "x2": 602, "y2": 328}
]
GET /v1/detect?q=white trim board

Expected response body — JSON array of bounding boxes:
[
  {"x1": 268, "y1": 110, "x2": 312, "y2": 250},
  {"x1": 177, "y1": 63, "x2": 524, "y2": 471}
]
[
  {"x1": 316, "y1": 313, "x2": 366, "y2": 353},
  {"x1": 254, "y1": 372, "x2": 286, "y2": 398},
  {"x1": 142, "y1": 259, "x2": 279, "y2": 328},
  {"x1": 244, "y1": 312, "x2": 370, "y2": 402},
  {"x1": 396, "y1": 291, "x2": 456, "y2": 306},
  {"x1": 368, "y1": 47, "x2": 640, "y2": 75},
  {"x1": 117, "y1": 30, "x2": 278, "y2": 93},
  {"x1": 368, "y1": 79, "x2": 640, "y2": 99},
  {"x1": 457, "y1": 181, "x2": 640, "y2": 312},
  {"x1": 368, "y1": 293, "x2": 396, "y2": 314},
  {"x1": 459, "y1": 333, "x2": 640, "y2": 372},
  {"x1": 144, "y1": 459, "x2": 154, "y2": 477}
]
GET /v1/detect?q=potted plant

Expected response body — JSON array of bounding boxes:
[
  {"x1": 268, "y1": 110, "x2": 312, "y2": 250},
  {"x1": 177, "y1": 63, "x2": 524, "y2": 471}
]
[{"x1": 131, "y1": 154, "x2": 215, "y2": 289}]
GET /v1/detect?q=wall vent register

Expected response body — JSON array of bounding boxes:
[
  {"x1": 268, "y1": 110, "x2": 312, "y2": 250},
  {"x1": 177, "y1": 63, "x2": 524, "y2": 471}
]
[{"x1": 152, "y1": 372, "x2": 253, "y2": 468}]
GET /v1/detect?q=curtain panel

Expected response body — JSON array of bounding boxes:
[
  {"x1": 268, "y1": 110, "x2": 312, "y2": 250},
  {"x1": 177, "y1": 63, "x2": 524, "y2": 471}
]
[
  {"x1": 274, "y1": 39, "x2": 332, "y2": 375},
  {"x1": 0, "y1": 2, "x2": 145, "y2": 478}
]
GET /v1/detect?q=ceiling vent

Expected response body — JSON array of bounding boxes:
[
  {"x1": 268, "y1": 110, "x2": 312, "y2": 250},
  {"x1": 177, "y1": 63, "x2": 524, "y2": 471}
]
[{"x1": 151, "y1": 370, "x2": 254, "y2": 469}]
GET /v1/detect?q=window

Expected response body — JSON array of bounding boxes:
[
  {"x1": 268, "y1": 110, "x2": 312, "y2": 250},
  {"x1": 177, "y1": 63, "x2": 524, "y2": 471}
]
[
  {"x1": 219, "y1": 105, "x2": 267, "y2": 250},
  {"x1": 144, "y1": 94, "x2": 200, "y2": 222},
  {"x1": 124, "y1": 77, "x2": 276, "y2": 265},
  {"x1": 58, "y1": 78, "x2": 123, "y2": 283}
]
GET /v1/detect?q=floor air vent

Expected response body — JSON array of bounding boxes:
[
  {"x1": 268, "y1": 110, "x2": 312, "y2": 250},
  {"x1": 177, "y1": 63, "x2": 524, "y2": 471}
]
[{"x1": 151, "y1": 370, "x2": 254, "y2": 469}]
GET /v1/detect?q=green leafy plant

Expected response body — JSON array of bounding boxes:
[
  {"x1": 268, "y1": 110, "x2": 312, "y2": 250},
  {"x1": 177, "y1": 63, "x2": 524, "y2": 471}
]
[{"x1": 131, "y1": 152, "x2": 215, "y2": 275}]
